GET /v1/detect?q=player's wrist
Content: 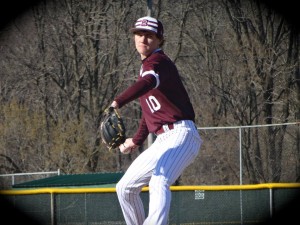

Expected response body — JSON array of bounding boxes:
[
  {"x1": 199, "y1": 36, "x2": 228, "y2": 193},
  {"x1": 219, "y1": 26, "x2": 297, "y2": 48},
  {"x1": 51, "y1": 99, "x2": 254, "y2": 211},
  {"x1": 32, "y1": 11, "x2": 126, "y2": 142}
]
[{"x1": 111, "y1": 101, "x2": 119, "y2": 108}]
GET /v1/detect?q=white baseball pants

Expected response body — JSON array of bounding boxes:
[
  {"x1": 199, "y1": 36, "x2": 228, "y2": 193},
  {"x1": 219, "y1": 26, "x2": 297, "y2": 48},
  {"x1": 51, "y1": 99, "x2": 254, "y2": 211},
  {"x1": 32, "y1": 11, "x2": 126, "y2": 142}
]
[{"x1": 116, "y1": 120, "x2": 202, "y2": 225}]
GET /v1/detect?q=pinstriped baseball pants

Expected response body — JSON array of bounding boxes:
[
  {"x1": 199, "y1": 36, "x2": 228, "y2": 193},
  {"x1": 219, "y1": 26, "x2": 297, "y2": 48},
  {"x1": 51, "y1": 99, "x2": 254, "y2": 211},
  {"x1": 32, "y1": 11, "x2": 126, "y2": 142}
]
[{"x1": 116, "y1": 120, "x2": 202, "y2": 225}]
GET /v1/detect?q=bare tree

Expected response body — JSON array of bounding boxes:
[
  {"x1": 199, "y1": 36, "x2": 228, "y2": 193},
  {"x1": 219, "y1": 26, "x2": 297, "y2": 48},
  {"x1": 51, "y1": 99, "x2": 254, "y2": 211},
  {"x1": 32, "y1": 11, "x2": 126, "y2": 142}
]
[{"x1": 0, "y1": 0, "x2": 299, "y2": 185}]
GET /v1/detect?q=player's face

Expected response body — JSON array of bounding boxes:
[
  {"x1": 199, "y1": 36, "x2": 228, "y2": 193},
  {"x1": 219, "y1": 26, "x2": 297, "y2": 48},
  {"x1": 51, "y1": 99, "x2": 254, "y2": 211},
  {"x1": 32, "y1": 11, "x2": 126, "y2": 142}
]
[{"x1": 134, "y1": 31, "x2": 162, "y2": 59}]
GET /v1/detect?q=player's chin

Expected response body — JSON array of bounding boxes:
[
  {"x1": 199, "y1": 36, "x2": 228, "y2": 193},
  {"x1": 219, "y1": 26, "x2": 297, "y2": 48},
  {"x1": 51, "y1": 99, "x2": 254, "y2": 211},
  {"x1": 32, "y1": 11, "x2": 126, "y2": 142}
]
[{"x1": 137, "y1": 48, "x2": 150, "y2": 55}]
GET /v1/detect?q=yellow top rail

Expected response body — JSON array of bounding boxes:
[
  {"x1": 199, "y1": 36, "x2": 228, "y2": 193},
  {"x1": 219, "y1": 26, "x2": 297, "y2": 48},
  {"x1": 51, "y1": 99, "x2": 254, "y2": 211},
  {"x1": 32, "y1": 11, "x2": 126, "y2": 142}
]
[{"x1": 1, "y1": 183, "x2": 299, "y2": 195}]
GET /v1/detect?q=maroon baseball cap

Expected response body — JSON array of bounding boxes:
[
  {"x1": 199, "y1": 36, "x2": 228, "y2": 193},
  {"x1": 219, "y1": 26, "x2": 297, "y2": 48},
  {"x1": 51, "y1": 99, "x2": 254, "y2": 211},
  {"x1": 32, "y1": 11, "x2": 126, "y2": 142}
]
[{"x1": 130, "y1": 16, "x2": 164, "y2": 38}]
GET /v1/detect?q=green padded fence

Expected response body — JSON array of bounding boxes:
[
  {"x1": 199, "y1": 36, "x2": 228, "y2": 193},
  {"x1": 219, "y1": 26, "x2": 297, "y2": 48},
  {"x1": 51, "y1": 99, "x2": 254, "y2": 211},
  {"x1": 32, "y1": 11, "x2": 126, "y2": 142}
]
[{"x1": 1, "y1": 183, "x2": 299, "y2": 225}]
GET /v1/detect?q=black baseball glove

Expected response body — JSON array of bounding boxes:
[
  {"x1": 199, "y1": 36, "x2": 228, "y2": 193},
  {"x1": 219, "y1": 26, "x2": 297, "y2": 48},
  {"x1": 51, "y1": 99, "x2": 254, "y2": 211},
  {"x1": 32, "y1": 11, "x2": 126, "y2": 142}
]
[{"x1": 99, "y1": 107, "x2": 126, "y2": 151}]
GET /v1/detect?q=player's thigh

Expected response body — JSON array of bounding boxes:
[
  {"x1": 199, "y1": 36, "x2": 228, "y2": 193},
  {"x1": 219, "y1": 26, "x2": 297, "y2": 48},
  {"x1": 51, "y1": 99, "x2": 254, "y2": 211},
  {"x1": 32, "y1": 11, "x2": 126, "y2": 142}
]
[
  {"x1": 154, "y1": 129, "x2": 201, "y2": 184},
  {"x1": 118, "y1": 144, "x2": 161, "y2": 188}
]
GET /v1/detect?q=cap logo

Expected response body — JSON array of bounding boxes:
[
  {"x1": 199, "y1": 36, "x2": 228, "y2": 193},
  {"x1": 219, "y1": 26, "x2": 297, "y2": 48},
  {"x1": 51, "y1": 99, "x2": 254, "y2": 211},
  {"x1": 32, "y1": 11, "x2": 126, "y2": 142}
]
[
  {"x1": 131, "y1": 16, "x2": 163, "y2": 38},
  {"x1": 141, "y1": 19, "x2": 148, "y2": 26}
]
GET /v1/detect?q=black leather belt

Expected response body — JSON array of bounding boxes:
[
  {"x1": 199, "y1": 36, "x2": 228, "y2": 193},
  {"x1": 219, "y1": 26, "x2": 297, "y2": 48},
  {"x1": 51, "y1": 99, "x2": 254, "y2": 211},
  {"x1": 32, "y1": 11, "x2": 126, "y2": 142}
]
[{"x1": 155, "y1": 124, "x2": 174, "y2": 135}]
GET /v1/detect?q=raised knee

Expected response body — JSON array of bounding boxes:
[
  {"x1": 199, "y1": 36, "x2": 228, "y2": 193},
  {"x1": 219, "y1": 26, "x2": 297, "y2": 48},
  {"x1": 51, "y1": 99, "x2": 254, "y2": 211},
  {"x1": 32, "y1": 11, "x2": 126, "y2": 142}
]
[{"x1": 116, "y1": 180, "x2": 141, "y2": 198}]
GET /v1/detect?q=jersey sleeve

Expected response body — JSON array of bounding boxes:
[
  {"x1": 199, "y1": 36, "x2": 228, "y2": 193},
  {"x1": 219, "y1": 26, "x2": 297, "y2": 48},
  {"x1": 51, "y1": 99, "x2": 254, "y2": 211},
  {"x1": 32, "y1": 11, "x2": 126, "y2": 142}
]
[{"x1": 115, "y1": 75, "x2": 157, "y2": 108}]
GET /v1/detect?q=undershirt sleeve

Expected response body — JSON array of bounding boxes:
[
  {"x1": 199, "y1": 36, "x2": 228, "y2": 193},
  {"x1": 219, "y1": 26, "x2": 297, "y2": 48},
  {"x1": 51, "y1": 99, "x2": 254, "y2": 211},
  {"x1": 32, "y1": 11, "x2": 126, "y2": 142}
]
[{"x1": 132, "y1": 115, "x2": 149, "y2": 146}]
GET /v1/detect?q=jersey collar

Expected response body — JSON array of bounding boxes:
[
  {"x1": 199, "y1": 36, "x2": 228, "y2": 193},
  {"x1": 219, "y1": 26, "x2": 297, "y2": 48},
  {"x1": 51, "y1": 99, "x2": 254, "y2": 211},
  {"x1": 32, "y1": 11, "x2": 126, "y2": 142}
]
[{"x1": 142, "y1": 48, "x2": 162, "y2": 62}]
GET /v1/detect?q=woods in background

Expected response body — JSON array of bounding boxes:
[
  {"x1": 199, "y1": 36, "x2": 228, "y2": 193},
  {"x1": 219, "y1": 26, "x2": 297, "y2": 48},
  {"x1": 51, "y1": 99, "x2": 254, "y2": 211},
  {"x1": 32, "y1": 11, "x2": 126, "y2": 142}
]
[{"x1": 0, "y1": 0, "x2": 299, "y2": 185}]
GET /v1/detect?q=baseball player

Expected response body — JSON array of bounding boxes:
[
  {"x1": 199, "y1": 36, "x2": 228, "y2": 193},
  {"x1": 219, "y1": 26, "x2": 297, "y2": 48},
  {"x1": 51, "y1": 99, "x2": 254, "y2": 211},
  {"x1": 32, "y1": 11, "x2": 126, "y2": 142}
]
[{"x1": 110, "y1": 16, "x2": 202, "y2": 225}]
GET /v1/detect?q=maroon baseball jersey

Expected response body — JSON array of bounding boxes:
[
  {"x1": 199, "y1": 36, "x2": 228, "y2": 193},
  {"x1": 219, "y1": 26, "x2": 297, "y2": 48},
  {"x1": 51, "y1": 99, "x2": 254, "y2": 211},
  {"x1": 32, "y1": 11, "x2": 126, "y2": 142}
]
[{"x1": 115, "y1": 49, "x2": 195, "y2": 145}]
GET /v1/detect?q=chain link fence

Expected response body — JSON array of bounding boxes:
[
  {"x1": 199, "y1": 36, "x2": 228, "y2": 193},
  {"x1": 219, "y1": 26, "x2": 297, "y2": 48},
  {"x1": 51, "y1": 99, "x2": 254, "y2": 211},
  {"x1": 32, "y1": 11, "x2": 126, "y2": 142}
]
[{"x1": 180, "y1": 122, "x2": 300, "y2": 185}]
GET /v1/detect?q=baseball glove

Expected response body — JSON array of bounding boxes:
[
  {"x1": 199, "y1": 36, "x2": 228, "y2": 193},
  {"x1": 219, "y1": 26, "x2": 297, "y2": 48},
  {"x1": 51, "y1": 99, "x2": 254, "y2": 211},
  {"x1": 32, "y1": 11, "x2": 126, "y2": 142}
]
[{"x1": 99, "y1": 107, "x2": 126, "y2": 151}]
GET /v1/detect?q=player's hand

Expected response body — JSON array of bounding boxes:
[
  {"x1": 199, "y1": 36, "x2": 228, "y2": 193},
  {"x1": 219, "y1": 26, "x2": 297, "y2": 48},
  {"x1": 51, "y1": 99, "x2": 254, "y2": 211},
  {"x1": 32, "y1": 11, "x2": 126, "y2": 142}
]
[
  {"x1": 119, "y1": 138, "x2": 138, "y2": 154},
  {"x1": 111, "y1": 101, "x2": 119, "y2": 108}
]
